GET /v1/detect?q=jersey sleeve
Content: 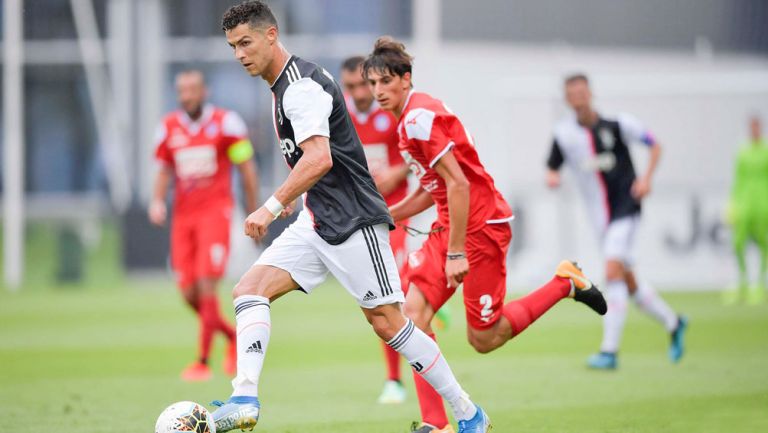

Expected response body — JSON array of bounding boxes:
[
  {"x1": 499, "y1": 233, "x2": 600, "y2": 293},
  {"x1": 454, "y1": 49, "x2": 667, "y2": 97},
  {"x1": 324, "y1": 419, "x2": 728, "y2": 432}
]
[
  {"x1": 153, "y1": 122, "x2": 173, "y2": 165},
  {"x1": 403, "y1": 108, "x2": 455, "y2": 168},
  {"x1": 618, "y1": 112, "x2": 656, "y2": 146},
  {"x1": 283, "y1": 77, "x2": 333, "y2": 145},
  {"x1": 221, "y1": 111, "x2": 254, "y2": 164},
  {"x1": 547, "y1": 138, "x2": 565, "y2": 170}
]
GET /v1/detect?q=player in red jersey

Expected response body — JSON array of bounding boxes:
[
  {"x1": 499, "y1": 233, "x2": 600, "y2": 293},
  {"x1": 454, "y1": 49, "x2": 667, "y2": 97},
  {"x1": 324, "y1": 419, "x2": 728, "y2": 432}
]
[
  {"x1": 149, "y1": 70, "x2": 260, "y2": 382},
  {"x1": 364, "y1": 37, "x2": 607, "y2": 433},
  {"x1": 341, "y1": 55, "x2": 411, "y2": 404}
]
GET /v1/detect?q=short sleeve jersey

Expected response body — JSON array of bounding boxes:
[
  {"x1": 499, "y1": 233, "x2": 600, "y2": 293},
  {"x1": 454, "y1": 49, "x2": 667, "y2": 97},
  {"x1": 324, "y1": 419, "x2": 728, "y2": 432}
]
[
  {"x1": 154, "y1": 104, "x2": 251, "y2": 215},
  {"x1": 398, "y1": 91, "x2": 513, "y2": 232},
  {"x1": 270, "y1": 56, "x2": 392, "y2": 245},
  {"x1": 346, "y1": 98, "x2": 408, "y2": 206},
  {"x1": 548, "y1": 112, "x2": 655, "y2": 229}
]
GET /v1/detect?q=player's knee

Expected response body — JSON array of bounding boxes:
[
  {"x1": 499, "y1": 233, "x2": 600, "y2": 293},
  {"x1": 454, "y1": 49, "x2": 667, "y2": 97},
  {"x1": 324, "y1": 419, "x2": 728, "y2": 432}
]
[
  {"x1": 233, "y1": 273, "x2": 271, "y2": 299},
  {"x1": 467, "y1": 333, "x2": 494, "y2": 354},
  {"x1": 181, "y1": 289, "x2": 198, "y2": 309},
  {"x1": 368, "y1": 312, "x2": 401, "y2": 341},
  {"x1": 403, "y1": 302, "x2": 431, "y2": 330},
  {"x1": 605, "y1": 260, "x2": 625, "y2": 281}
]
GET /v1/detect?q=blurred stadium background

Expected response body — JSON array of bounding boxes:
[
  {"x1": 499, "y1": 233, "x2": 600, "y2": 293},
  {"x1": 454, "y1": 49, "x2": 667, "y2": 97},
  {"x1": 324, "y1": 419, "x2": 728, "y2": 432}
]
[{"x1": 1, "y1": 1, "x2": 767, "y2": 432}]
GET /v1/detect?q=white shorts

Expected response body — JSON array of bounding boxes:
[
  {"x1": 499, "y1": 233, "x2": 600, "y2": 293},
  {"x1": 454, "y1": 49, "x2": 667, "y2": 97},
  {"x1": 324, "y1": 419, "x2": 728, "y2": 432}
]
[
  {"x1": 255, "y1": 216, "x2": 405, "y2": 309},
  {"x1": 601, "y1": 214, "x2": 640, "y2": 266}
]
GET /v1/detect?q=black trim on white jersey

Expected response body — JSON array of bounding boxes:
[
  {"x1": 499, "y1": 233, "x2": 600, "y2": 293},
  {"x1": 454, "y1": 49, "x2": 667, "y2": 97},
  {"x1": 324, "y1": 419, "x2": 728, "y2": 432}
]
[
  {"x1": 547, "y1": 139, "x2": 565, "y2": 170},
  {"x1": 271, "y1": 56, "x2": 393, "y2": 244}
]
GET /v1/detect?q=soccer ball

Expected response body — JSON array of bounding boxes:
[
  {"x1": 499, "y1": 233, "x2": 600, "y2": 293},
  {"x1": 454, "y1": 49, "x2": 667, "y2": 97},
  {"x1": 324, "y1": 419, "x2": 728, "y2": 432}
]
[{"x1": 155, "y1": 401, "x2": 216, "y2": 433}]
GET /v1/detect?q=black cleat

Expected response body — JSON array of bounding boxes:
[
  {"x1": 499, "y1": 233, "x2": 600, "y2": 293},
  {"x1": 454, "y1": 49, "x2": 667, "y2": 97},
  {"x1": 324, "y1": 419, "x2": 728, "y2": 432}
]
[{"x1": 556, "y1": 260, "x2": 607, "y2": 315}]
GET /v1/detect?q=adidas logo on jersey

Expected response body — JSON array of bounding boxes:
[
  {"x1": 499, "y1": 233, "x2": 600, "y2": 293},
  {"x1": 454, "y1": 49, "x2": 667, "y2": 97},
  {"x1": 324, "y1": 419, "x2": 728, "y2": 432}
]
[
  {"x1": 246, "y1": 341, "x2": 263, "y2": 354},
  {"x1": 362, "y1": 291, "x2": 378, "y2": 302}
]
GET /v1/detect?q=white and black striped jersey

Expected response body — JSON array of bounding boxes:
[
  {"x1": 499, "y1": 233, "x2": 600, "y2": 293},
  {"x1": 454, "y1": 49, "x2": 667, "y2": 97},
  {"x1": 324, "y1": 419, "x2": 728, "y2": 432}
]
[
  {"x1": 547, "y1": 113, "x2": 656, "y2": 230},
  {"x1": 270, "y1": 55, "x2": 393, "y2": 245}
]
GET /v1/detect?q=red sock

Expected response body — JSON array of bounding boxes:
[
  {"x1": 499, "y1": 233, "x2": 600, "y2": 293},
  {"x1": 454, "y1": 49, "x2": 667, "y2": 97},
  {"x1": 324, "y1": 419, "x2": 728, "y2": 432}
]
[
  {"x1": 502, "y1": 276, "x2": 571, "y2": 336},
  {"x1": 382, "y1": 341, "x2": 401, "y2": 381},
  {"x1": 413, "y1": 333, "x2": 449, "y2": 428},
  {"x1": 198, "y1": 295, "x2": 219, "y2": 364},
  {"x1": 208, "y1": 295, "x2": 236, "y2": 342}
]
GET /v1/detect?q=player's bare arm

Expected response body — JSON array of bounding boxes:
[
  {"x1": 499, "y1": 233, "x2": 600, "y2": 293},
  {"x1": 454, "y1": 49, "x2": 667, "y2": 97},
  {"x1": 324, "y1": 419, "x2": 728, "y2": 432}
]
[
  {"x1": 244, "y1": 135, "x2": 332, "y2": 240},
  {"x1": 389, "y1": 187, "x2": 435, "y2": 222},
  {"x1": 237, "y1": 160, "x2": 261, "y2": 214},
  {"x1": 632, "y1": 140, "x2": 661, "y2": 200},
  {"x1": 374, "y1": 163, "x2": 409, "y2": 196},
  {"x1": 148, "y1": 165, "x2": 172, "y2": 226},
  {"x1": 433, "y1": 150, "x2": 470, "y2": 288}
]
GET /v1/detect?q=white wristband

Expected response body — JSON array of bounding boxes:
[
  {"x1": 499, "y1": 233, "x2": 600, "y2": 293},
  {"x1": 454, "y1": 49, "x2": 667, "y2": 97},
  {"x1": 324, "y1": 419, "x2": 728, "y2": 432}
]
[{"x1": 264, "y1": 195, "x2": 285, "y2": 218}]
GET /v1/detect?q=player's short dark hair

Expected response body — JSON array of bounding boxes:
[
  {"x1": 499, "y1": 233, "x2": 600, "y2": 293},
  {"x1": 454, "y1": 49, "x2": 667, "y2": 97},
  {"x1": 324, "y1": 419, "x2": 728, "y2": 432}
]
[
  {"x1": 341, "y1": 56, "x2": 366, "y2": 72},
  {"x1": 221, "y1": 1, "x2": 278, "y2": 32},
  {"x1": 362, "y1": 36, "x2": 413, "y2": 80},
  {"x1": 565, "y1": 73, "x2": 589, "y2": 86},
  {"x1": 176, "y1": 69, "x2": 205, "y2": 84}
]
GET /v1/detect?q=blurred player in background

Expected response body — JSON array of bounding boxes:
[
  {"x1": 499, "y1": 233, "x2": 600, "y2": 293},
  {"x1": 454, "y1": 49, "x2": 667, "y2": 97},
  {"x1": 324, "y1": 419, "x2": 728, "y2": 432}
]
[
  {"x1": 149, "y1": 70, "x2": 260, "y2": 381},
  {"x1": 365, "y1": 37, "x2": 607, "y2": 433},
  {"x1": 213, "y1": 3, "x2": 494, "y2": 433},
  {"x1": 341, "y1": 55, "x2": 411, "y2": 404},
  {"x1": 726, "y1": 114, "x2": 768, "y2": 305},
  {"x1": 546, "y1": 73, "x2": 687, "y2": 370}
]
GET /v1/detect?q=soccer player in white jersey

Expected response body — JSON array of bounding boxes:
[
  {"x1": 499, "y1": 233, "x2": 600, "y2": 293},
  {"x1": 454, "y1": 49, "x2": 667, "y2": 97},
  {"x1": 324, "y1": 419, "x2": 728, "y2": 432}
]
[
  {"x1": 546, "y1": 73, "x2": 688, "y2": 370},
  {"x1": 210, "y1": 2, "x2": 491, "y2": 432}
]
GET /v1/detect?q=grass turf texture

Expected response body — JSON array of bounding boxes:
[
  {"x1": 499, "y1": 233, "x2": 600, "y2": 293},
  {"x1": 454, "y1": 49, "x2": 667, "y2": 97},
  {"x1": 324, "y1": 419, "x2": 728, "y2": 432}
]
[{"x1": 1, "y1": 282, "x2": 767, "y2": 433}]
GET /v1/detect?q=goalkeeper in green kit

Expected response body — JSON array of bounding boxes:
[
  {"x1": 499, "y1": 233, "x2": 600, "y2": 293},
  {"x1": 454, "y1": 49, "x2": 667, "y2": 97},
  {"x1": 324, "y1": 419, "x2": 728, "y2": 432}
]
[{"x1": 727, "y1": 115, "x2": 768, "y2": 305}]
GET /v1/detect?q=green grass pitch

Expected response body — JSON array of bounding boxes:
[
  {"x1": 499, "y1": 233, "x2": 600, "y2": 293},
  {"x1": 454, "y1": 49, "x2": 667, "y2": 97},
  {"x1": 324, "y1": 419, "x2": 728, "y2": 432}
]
[{"x1": 1, "y1": 281, "x2": 767, "y2": 432}]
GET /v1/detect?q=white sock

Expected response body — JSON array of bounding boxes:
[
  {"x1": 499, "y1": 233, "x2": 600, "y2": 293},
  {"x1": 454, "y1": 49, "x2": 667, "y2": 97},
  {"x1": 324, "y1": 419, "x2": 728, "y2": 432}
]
[
  {"x1": 387, "y1": 319, "x2": 477, "y2": 421},
  {"x1": 231, "y1": 295, "x2": 271, "y2": 397},
  {"x1": 632, "y1": 280, "x2": 678, "y2": 332},
  {"x1": 600, "y1": 280, "x2": 629, "y2": 353}
]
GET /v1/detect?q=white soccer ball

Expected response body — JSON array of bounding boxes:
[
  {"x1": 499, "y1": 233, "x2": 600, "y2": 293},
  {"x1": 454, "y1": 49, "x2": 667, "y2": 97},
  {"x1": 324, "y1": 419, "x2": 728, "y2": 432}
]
[{"x1": 155, "y1": 401, "x2": 216, "y2": 433}]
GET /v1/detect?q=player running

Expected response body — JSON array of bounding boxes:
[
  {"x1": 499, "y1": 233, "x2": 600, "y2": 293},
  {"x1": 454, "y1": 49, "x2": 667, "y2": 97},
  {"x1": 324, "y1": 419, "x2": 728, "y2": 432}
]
[
  {"x1": 149, "y1": 69, "x2": 260, "y2": 381},
  {"x1": 364, "y1": 37, "x2": 607, "y2": 433},
  {"x1": 212, "y1": 3, "x2": 495, "y2": 432},
  {"x1": 726, "y1": 114, "x2": 768, "y2": 304},
  {"x1": 546, "y1": 73, "x2": 687, "y2": 370},
  {"x1": 340, "y1": 55, "x2": 411, "y2": 404}
]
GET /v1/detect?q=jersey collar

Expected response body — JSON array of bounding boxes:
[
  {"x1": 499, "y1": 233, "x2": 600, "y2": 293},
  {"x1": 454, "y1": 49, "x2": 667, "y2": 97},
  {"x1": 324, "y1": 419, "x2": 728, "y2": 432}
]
[
  {"x1": 401, "y1": 89, "x2": 416, "y2": 115},
  {"x1": 346, "y1": 95, "x2": 380, "y2": 123},
  {"x1": 270, "y1": 55, "x2": 295, "y2": 89},
  {"x1": 177, "y1": 103, "x2": 214, "y2": 134}
]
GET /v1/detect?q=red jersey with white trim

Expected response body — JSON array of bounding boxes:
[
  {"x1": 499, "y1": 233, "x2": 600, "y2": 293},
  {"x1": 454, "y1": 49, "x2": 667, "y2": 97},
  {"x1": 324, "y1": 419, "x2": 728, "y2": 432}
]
[
  {"x1": 346, "y1": 97, "x2": 407, "y2": 205},
  {"x1": 154, "y1": 104, "x2": 249, "y2": 215},
  {"x1": 398, "y1": 91, "x2": 513, "y2": 232}
]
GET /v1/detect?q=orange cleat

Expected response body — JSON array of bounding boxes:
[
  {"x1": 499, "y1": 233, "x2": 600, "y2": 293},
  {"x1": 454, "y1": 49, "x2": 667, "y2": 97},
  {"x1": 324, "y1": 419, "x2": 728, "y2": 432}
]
[
  {"x1": 223, "y1": 341, "x2": 237, "y2": 376},
  {"x1": 181, "y1": 362, "x2": 212, "y2": 382},
  {"x1": 555, "y1": 260, "x2": 607, "y2": 315}
]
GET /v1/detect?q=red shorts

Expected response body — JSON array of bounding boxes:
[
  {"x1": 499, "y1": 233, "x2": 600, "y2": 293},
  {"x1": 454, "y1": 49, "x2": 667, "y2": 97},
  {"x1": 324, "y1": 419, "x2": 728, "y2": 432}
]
[
  {"x1": 404, "y1": 222, "x2": 512, "y2": 330},
  {"x1": 171, "y1": 207, "x2": 232, "y2": 289}
]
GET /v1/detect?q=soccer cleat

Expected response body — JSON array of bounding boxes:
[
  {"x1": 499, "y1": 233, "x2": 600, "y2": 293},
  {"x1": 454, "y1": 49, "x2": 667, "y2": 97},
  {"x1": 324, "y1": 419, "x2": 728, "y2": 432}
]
[
  {"x1": 223, "y1": 341, "x2": 237, "y2": 376},
  {"x1": 211, "y1": 396, "x2": 260, "y2": 432},
  {"x1": 668, "y1": 316, "x2": 688, "y2": 363},
  {"x1": 181, "y1": 362, "x2": 212, "y2": 382},
  {"x1": 377, "y1": 380, "x2": 406, "y2": 404},
  {"x1": 556, "y1": 260, "x2": 607, "y2": 315},
  {"x1": 411, "y1": 422, "x2": 456, "y2": 433},
  {"x1": 587, "y1": 352, "x2": 618, "y2": 370},
  {"x1": 457, "y1": 405, "x2": 491, "y2": 433}
]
